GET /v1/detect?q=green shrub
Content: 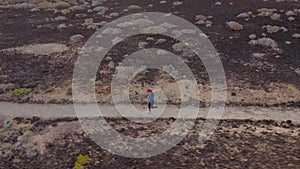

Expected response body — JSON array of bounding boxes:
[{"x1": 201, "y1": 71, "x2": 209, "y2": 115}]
[
  {"x1": 66, "y1": 86, "x2": 72, "y2": 96},
  {"x1": 0, "y1": 120, "x2": 12, "y2": 132},
  {"x1": 17, "y1": 131, "x2": 31, "y2": 143},
  {"x1": 12, "y1": 88, "x2": 29, "y2": 98},
  {"x1": 75, "y1": 154, "x2": 91, "y2": 169},
  {"x1": 159, "y1": 73, "x2": 171, "y2": 79}
]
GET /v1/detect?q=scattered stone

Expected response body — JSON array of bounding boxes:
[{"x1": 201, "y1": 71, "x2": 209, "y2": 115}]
[
  {"x1": 54, "y1": 2, "x2": 71, "y2": 10},
  {"x1": 108, "y1": 61, "x2": 115, "y2": 69},
  {"x1": 295, "y1": 68, "x2": 300, "y2": 75},
  {"x1": 69, "y1": 6, "x2": 85, "y2": 12},
  {"x1": 91, "y1": 0, "x2": 105, "y2": 6},
  {"x1": 285, "y1": 41, "x2": 292, "y2": 45},
  {"x1": 30, "y1": 7, "x2": 40, "y2": 12},
  {"x1": 206, "y1": 21, "x2": 213, "y2": 27},
  {"x1": 61, "y1": 9, "x2": 71, "y2": 15},
  {"x1": 285, "y1": 10, "x2": 297, "y2": 16},
  {"x1": 249, "y1": 38, "x2": 279, "y2": 51},
  {"x1": 93, "y1": 6, "x2": 108, "y2": 15},
  {"x1": 195, "y1": 15, "x2": 207, "y2": 21},
  {"x1": 138, "y1": 42, "x2": 148, "y2": 48},
  {"x1": 109, "y1": 12, "x2": 119, "y2": 17},
  {"x1": 155, "y1": 38, "x2": 167, "y2": 44},
  {"x1": 54, "y1": 16, "x2": 67, "y2": 21},
  {"x1": 57, "y1": 23, "x2": 69, "y2": 29},
  {"x1": 263, "y1": 25, "x2": 280, "y2": 34},
  {"x1": 173, "y1": 1, "x2": 183, "y2": 6},
  {"x1": 227, "y1": 21, "x2": 244, "y2": 31},
  {"x1": 275, "y1": 55, "x2": 281, "y2": 58},
  {"x1": 270, "y1": 13, "x2": 281, "y2": 20},
  {"x1": 37, "y1": 1, "x2": 54, "y2": 9},
  {"x1": 280, "y1": 27, "x2": 288, "y2": 32},
  {"x1": 195, "y1": 20, "x2": 205, "y2": 25},
  {"x1": 229, "y1": 2, "x2": 234, "y2": 5},
  {"x1": 70, "y1": 34, "x2": 84, "y2": 44},
  {"x1": 253, "y1": 53, "x2": 265, "y2": 58},
  {"x1": 257, "y1": 8, "x2": 277, "y2": 16},
  {"x1": 288, "y1": 17, "x2": 296, "y2": 21},
  {"x1": 215, "y1": 1, "x2": 222, "y2": 6},
  {"x1": 160, "y1": 1, "x2": 167, "y2": 4},
  {"x1": 127, "y1": 5, "x2": 142, "y2": 10},
  {"x1": 249, "y1": 34, "x2": 257, "y2": 40},
  {"x1": 292, "y1": 33, "x2": 300, "y2": 38},
  {"x1": 15, "y1": 2, "x2": 36, "y2": 10},
  {"x1": 172, "y1": 42, "x2": 190, "y2": 52},
  {"x1": 95, "y1": 21, "x2": 108, "y2": 27},
  {"x1": 148, "y1": 4, "x2": 154, "y2": 7},
  {"x1": 237, "y1": 12, "x2": 250, "y2": 18},
  {"x1": 146, "y1": 37, "x2": 155, "y2": 41}
]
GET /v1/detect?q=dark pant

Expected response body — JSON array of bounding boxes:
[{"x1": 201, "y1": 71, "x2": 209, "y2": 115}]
[{"x1": 148, "y1": 101, "x2": 153, "y2": 111}]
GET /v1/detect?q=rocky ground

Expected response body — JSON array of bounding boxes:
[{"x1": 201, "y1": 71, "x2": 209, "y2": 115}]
[
  {"x1": 0, "y1": 117, "x2": 299, "y2": 169},
  {"x1": 0, "y1": 0, "x2": 300, "y2": 168},
  {"x1": 0, "y1": 0, "x2": 299, "y2": 105}
]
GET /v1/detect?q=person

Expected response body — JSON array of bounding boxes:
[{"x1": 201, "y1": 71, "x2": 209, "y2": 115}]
[{"x1": 147, "y1": 89, "x2": 154, "y2": 112}]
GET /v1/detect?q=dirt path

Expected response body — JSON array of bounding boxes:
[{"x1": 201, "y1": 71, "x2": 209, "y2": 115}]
[{"x1": 0, "y1": 102, "x2": 299, "y2": 123}]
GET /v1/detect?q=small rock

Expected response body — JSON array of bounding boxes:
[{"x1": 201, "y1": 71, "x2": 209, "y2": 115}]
[
  {"x1": 54, "y1": 2, "x2": 71, "y2": 10},
  {"x1": 127, "y1": 5, "x2": 142, "y2": 10},
  {"x1": 57, "y1": 23, "x2": 70, "y2": 29},
  {"x1": 288, "y1": 17, "x2": 296, "y2": 21},
  {"x1": 70, "y1": 34, "x2": 84, "y2": 44},
  {"x1": 30, "y1": 8, "x2": 40, "y2": 12},
  {"x1": 215, "y1": 1, "x2": 222, "y2": 6},
  {"x1": 173, "y1": 1, "x2": 183, "y2": 6},
  {"x1": 108, "y1": 61, "x2": 115, "y2": 69},
  {"x1": 237, "y1": 12, "x2": 249, "y2": 18},
  {"x1": 15, "y1": 2, "x2": 36, "y2": 9},
  {"x1": 94, "y1": 6, "x2": 108, "y2": 15},
  {"x1": 249, "y1": 37, "x2": 279, "y2": 51},
  {"x1": 227, "y1": 21, "x2": 244, "y2": 31},
  {"x1": 155, "y1": 38, "x2": 167, "y2": 44},
  {"x1": 195, "y1": 15, "x2": 207, "y2": 21},
  {"x1": 270, "y1": 13, "x2": 281, "y2": 20},
  {"x1": 253, "y1": 53, "x2": 265, "y2": 58},
  {"x1": 160, "y1": 1, "x2": 167, "y2": 4},
  {"x1": 54, "y1": 16, "x2": 67, "y2": 21},
  {"x1": 69, "y1": 5, "x2": 85, "y2": 12},
  {"x1": 285, "y1": 10, "x2": 297, "y2": 16},
  {"x1": 109, "y1": 12, "x2": 119, "y2": 17},
  {"x1": 146, "y1": 37, "x2": 155, "y2": 41},
  {"x1": 249, "y1": 34, "x2": 257, "y2": 39},
  {"x1": 263, "y1": 25, "x2": 280, "y2": 34},
  {"x1": 206, "y1": 21, "x2": 213, "y2": 27},
  {"x1": 138, "y1": 42, "x2": 148, "y2": 48},
  {"x1": 257, "y1": 8, "x2": 277, "y2": 16},
  {"x1": 285, "y1": 41, "x2": 292, "y2": 45},
  {"x1": 292, "y1": 33, "x2": 300, "y2": 38},
  {"x1": 195, "y1": 20, "x2": 205, "y2": 25},
  {"x1": 61, "y1": 9, "x2": 71, "y2": 15},
  {"x1": 95, "y1": 21, "x2": 108, "y2": 27}
]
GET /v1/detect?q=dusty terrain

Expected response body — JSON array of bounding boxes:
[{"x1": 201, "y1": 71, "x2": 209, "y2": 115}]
[
  {"x1": 0, "y1": 117, "x2": 299, "y2": 169},
  {"x1": 0, "y1": 0, "x2": 300, "y2": 168},
  {"x1": 0, "y1": 0, "x2": 299, "y2": 105}
]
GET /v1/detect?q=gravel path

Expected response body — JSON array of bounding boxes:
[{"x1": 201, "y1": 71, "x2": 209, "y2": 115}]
[{"x1": 0, "y1": 102, "x2": 299, "y2": 123}]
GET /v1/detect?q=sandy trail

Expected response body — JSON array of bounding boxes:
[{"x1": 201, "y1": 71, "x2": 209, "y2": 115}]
[{"x1": 0, "y1": 102, "x2": 299, "y2": 123}]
